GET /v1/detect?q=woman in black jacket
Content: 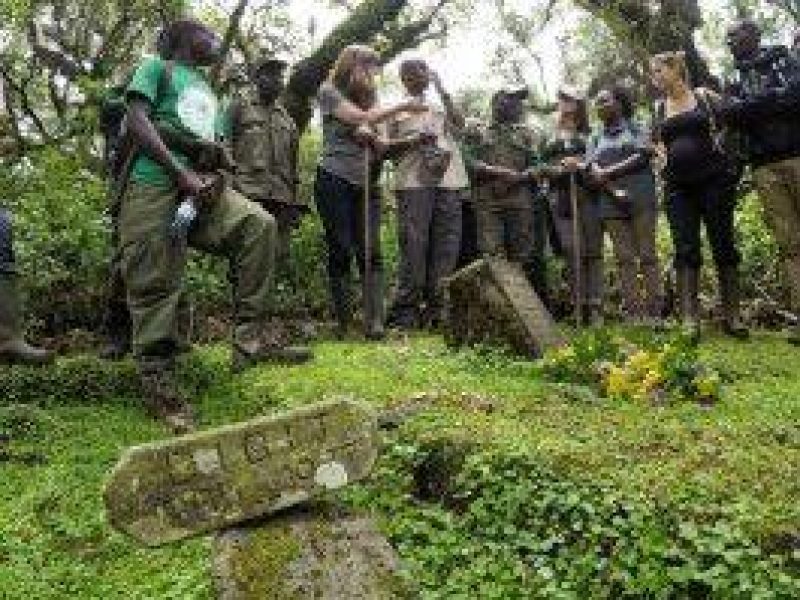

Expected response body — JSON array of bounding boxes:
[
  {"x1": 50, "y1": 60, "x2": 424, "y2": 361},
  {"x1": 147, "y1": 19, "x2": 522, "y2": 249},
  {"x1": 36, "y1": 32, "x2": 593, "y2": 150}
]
[{"x1": 650, "y1": 51, "x2": 748, "y2": 339}]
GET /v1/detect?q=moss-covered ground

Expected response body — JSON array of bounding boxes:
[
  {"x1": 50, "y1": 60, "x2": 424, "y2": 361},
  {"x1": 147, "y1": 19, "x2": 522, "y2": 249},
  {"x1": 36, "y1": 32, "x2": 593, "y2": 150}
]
[{"x1": 1, "y1": 329, "x2": 798, "y2": 598}]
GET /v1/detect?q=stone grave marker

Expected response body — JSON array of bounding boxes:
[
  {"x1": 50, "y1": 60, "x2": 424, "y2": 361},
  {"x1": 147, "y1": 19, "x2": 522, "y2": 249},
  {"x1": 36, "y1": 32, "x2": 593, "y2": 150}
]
[
  {"x1": 104, "y1": 399, "x2": 378, "y2": 546},
  {"x1": 443, "y1": 257, "x2": 565, "y2": 357}
]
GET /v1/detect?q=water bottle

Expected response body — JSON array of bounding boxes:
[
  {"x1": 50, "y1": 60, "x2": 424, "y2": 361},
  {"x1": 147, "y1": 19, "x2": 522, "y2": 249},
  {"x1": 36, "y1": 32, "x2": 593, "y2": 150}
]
[{"x1": 171, "y1": 196, "x2": 198, "y2": 239}]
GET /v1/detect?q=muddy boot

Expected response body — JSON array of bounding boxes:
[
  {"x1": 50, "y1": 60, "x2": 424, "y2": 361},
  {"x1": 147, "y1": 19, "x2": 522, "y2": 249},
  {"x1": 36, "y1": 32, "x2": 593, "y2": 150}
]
[
  {"x1": 0, "y1": 273, "x2": 53, "y2": 366},
  {"x1": 330, "y1": 275, "x2": 352, "y2": 339},
  {"x1": 676, "y1": 267, "x2": 701, "y2": 342},
  {"x1": 231, "y1": 322, "x2": 312, "y2": 374},
  {"x1": 786, "y1": 255, "x2": 800, "y2": 346},
  {"x1": 718, "y1": 267, "x2": 749, "y2": 340},
  {"x1": 137, "y1": 357, "x2": 195, "y2": 435},
  {"x1": 363, "y1": 269, "x2": 385, "y2": 341}
]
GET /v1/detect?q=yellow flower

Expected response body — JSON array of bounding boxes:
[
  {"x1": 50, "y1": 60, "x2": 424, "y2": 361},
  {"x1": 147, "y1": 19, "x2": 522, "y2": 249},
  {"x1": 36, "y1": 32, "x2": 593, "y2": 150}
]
[
  {"x1": 694, "y1": 373, "x2": 721, "y2": 398},
  {"x1": 605, "y1": 366, "x2": 631, "y2": 396}
]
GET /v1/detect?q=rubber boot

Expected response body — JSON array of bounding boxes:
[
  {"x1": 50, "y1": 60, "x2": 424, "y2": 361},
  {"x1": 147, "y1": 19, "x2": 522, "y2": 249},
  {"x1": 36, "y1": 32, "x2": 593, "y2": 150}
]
[
  {"x1": 718, "y1": 266, "x2": 749, "y2": 340},
  {"x1": 99, "y1": 289, "x2": 132, "y2": 360},
  {"x1": 0, "y1": 273, "x2": 53, "y2": 366},
  {"x1": 231, "y1": 321, "x2": 312, "y2": 374},
  {"x1": 786, "y1": 255, "x2": 800, "y2": 346},
  {"x1": 676, "y1": 267, "x2": 701, "y2": 342},
  {"x1": 137, "y1": 357, "x2": 195, "y2": 434},
  {"x1": 330, "y1": 275, "x2": 352, "y2": 339},
  {"x1": 363, "y1": 269, "x2": 386, "y2": 341}
]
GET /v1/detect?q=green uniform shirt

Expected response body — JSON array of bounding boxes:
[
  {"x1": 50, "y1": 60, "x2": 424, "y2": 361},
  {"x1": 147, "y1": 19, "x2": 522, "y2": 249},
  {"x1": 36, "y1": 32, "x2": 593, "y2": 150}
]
[
  {"x1": 127, "y1": 57, "x2": 222, "y2": 188},
  {"x1": 466, "y1": 121, "x2": 542, "y2": 207}
]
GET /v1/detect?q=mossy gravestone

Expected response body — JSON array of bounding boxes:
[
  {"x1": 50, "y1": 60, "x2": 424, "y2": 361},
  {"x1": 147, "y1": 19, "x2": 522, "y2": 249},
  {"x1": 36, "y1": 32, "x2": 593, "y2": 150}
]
[
  {"x1": 213, "y1": 507, "x2": 408, "y2": 599},
  {"x1": 443, "y1": 257, "x2": 564, "y2": 357},
  {"x1": 104, "y1": 399, "x2": 378, "y2": 546}
]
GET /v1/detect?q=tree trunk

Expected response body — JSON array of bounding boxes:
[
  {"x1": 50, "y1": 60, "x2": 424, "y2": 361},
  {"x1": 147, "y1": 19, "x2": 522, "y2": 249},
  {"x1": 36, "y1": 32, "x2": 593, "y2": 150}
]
[{"x1": 577, "y1": 0, "x2": 717, "y2": 88}]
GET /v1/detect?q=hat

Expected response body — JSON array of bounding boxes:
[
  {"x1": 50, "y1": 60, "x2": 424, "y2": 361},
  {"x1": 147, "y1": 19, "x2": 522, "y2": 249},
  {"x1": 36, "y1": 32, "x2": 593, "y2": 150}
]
[
  {"x1": 495, "y1": 86, "x2": 529, "y2": 99},
  {"x1": 254, "y1": 53, "x2": 291, "y2": 71},
  {"x1": 557, "y1": 84, "x2": 585, "y2": 102}
]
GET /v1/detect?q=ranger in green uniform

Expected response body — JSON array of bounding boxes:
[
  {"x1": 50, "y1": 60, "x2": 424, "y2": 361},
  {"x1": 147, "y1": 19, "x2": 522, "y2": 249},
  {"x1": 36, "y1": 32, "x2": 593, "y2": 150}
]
[
  {"x1": 464, "y1": 88, "x2": 541, "y2": 266},
  {"x1": 228, "y1": 55, "x2": 304, "y2": 269},
  {"x1": 120, "y1": 20, "x2": 309, "y2": 432}
]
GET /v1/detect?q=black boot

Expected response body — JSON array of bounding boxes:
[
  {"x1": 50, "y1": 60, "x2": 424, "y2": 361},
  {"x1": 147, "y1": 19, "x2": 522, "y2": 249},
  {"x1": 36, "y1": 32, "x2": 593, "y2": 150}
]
[
  {"x1": 363, "y1": 269, "x2": 385, "y2": 341},
  {"x1": 330, "y1": 275, "x2": 352, "y2": 339},
  {"x1": 718, "y1": 267, "x2": 749, "y2": 340},
  {"x1": 99, "y1": 296, "x2": 132, "y2": 360},
  {"x1": 0, "y1": 273, "x2": 53, "y2": 366},
  {"x1": 137, "y1": 357, "x2": 195, "y2": 435}
]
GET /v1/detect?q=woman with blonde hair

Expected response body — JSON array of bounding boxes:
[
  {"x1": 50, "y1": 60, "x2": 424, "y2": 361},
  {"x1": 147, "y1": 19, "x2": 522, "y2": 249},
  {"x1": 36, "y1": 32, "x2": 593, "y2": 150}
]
[
  {"x1": 650, "y1": 50, "x2": 748, "y2": 339},
  {"x1": 314, "y1": 45, "x2": 428, "y2": 339}
]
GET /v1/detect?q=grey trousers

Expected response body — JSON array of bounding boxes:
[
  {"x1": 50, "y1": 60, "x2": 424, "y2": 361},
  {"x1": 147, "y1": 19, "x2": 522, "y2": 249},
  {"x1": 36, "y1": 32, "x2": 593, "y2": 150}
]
[
  {"x1": 390, "y1": 188, "x2": 463, "y2": 323},
  {"x1": 554, "y1": 204, "x2": 604, "y2": 310},
  {"x1": 605, "y1": 208, "x2": 662, "y2": 319}
]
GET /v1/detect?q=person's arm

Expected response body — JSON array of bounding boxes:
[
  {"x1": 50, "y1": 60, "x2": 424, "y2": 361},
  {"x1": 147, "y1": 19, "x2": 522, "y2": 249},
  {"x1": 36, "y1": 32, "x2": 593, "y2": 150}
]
[
  {"x1": 126, "y1": 98, "x2": 206, "y2": 196},
  {"x1": 321, "y1": 84, "x2": 427, "y2": 128}
]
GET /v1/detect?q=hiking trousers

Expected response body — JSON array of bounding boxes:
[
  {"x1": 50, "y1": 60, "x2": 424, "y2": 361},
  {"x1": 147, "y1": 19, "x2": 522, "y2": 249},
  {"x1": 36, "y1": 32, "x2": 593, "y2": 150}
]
[
  {"x1": 605, "y1": 207, "x2": 662, "y2": 319},
  {"x1": 753, "y1": 157, "x2": 800, "y2": 314},
  {"x1": 390, "y1": 188, "x2": 463, "y2": 324},
  {"x1": 119, "y1": 182, "x2": 276, "y2": 358}
]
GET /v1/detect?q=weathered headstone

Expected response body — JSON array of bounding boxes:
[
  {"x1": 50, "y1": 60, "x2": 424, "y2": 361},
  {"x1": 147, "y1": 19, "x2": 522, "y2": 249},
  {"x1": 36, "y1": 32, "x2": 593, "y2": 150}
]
[
  {"x1": 104, "y1": 399, "x2": 378, "y2": 546},
  {"x1": 213, "y1": 507, "x2": 409, "y2": 599},
  {"x1": 443, "y1": 257, "x2": 564, "y2": 357}
]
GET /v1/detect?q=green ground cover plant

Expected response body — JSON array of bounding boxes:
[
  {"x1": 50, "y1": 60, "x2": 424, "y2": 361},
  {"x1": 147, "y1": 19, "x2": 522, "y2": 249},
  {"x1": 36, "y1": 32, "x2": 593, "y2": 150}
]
[{"x1": 1, "y1": 329, "x2": 798, "y2": 598}]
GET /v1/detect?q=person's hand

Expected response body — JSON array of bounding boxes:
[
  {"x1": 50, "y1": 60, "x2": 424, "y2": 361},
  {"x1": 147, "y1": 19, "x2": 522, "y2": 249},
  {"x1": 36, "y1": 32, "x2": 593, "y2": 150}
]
[
  {"x1": 400, "y1": 98, "x2": 429, "y2": 114},
  {"x1": 354, "y1": 124, "x2": 378, "y2": 147},
  {"x1": 428, "y1": 68, "x2": 442, "y2": 89},
  {"x1": 176, "y1": 167, "x2": 207, "y2": 197},
  {"x1": 591, "y1": 164, "x2": 610, "y2": 186},
  {"x1": 561, "y1": 156, "x2": 582, "y2": 173},
  {"x1": 523, "y1": 166, "x2": 543, "y2": 182}
]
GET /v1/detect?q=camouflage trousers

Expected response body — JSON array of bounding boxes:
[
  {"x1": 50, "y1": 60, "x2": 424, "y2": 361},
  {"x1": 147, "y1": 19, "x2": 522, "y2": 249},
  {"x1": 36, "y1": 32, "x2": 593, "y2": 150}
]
[
  {"x1": 119, "y1": 182, "x2": 276, "y2": 358},
  {"x1": 257, "y1": 199, "x2": 306, "y2": 272},
  {"x1": 754, "y1": 157, "x2": 800, "y2": 314},
  {"x1": 553, "y1": 202, "x2": 604, "y2": 311},
  {"x1": 476, "y1": 199, "x2": 534, "y2": 266}
]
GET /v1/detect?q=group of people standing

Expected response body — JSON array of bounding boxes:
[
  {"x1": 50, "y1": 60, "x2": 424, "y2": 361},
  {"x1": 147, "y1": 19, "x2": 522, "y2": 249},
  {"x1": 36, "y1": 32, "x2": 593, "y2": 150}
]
[{"x1": 0, "y1": 17, "x2": 798, "y2": 431}]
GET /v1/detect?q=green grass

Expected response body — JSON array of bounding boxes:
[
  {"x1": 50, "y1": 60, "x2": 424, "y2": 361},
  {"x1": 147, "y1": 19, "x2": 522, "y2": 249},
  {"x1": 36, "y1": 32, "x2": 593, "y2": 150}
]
[{"x1": 1, "y1": 330, "x2": 798, "y2": 598}]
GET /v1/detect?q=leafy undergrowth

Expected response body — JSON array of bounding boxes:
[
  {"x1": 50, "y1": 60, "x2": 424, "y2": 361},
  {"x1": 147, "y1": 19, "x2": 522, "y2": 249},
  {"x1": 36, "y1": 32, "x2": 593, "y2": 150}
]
[{"x1": 1, "y1": 329, "x2": 798, "y2": 598}]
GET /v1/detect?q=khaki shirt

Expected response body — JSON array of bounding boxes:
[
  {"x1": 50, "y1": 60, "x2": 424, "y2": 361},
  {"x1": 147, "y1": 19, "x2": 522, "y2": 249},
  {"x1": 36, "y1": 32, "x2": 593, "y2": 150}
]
[
  {"x1": 387, "y1": 97, "x2": 469, "y2": 191},
  {"x1": 467, "y1": 122, "x2": 542, "y2": 207},
  {"x1": 229, "y1": 92, "x2": 301, "y2": 205}
]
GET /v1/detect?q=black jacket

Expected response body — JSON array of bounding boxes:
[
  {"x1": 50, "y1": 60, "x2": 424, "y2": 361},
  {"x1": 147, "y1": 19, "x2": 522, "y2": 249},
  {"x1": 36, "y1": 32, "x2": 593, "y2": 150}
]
[{"x1": 723, "y1": 45, "x2": 800, "y2": 167}]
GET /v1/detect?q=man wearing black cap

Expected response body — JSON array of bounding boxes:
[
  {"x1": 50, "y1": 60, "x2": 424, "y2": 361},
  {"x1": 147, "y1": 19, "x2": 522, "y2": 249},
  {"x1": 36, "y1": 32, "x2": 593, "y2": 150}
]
[
  {"x1": 464, "y1": 87, "x2": 541, "y2": 269},
  {"x1": 725, "y1": 19, "x2": 800, "y2": 344},
  {"x1": 228, "y1": 54, "x2": 304, "y2": 270}
]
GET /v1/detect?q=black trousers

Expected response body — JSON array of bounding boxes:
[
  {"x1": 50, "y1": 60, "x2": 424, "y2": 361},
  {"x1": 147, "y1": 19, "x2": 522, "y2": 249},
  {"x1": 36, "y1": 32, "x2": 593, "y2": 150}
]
[
  {"x1": 458, "y1": 200, "x2": 480, "y2": 269},
  {"x1": 0, "y1": 208, "x2": 14, "y2": 275},
  {"x1": 314, "y1": 167, "x2": 383, "y2": 286},
  {"x1": 390, "y1": 188, "x2": 463, "y2": 323},
  {"x1": 665, "y1": 180, "x2": 740, "y2": 269}
]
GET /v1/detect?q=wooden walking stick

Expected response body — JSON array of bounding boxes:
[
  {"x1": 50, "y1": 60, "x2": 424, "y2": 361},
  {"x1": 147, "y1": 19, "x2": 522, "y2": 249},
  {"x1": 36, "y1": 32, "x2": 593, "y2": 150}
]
[
  {"x1": 570, "y1": 171, "x2": 583, "y2": 327},
  {"x1": 363, "y1": 145, "x2": 373, "y2": 330}
]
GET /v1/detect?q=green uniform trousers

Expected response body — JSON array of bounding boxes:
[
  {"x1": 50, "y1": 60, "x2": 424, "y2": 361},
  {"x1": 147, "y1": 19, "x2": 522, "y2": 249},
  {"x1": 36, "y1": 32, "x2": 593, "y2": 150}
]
[{"x1": 119, "y1": 182, "x2": 276, "y2": 358}]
